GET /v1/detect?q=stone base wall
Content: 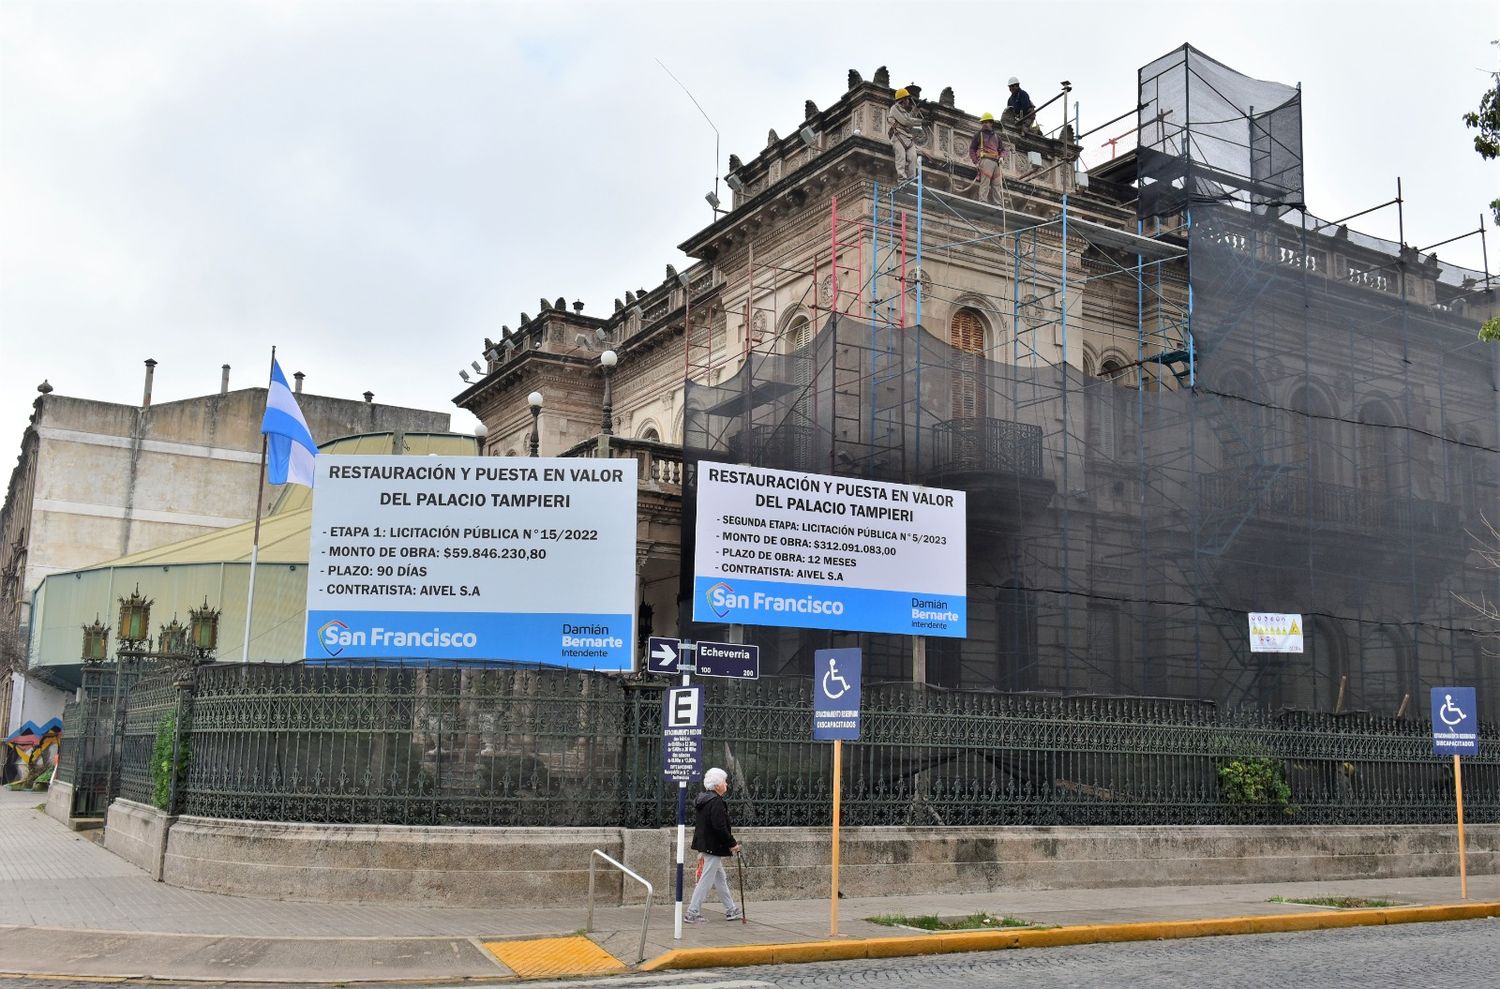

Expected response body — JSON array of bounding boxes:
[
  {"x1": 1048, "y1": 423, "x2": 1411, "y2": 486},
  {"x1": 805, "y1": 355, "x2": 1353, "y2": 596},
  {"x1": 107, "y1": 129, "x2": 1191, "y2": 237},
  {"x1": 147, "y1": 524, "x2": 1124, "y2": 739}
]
[
  {"x1": 104, "y1": 799, "x2": 173, "y2": 879},
  {"x1": 43, "y1": 779, "x2": 73, "y2": 826},
  {"x1": 136, "y1": 816, "x2": 1500, "y2": 908},
  {"x1": 161, "y1": 817, "x2": 624, "y2": 908},
  {"x1": 622, "y1": 824, "x2": 1500, "y2": 905}
]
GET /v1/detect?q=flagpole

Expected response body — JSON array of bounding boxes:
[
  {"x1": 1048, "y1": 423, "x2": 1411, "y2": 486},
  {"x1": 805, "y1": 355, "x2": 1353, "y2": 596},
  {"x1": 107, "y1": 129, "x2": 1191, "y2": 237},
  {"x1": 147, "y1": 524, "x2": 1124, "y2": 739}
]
[{"x1": 242, "y1": 346, "x2": 275, "y2": 664}]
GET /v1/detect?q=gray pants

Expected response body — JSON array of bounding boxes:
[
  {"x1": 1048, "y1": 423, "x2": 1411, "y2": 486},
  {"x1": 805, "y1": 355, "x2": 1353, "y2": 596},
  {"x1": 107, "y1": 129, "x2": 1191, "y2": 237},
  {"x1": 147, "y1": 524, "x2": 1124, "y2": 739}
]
[
  {"x1": 977, "y1": 158, "x2": 1003, "y2": 205},
  {"x1": 891, "y1": 135, "x2": 918, "y2": 182},
  {"x1": 685, "y1": 853, "x2": 738, "y2": 919}
]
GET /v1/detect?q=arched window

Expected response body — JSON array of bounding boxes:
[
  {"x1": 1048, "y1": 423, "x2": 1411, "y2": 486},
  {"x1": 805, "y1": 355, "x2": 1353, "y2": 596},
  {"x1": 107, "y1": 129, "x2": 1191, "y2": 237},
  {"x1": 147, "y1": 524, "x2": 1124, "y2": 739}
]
[
  {"x1": 784, "y1": 315, "x2": 813, "y2": 354},
  {"x1": 949, "y1": 307, "x2": 988, "y2": 419},
  {"x1": 1357, "y1": 401, "x2": 1399, "y2": 500},
  {"x1": 639, "y1": 426, "x2": 661, "y2": 443},
  {"x1": 1356, "y1": 625, "x2": 1407, "y2": 714},
  {"x1": 1449, "y1": 430, "x2": 1486, "y2": 519},
  {"x1": 1306, "y1": 616, "x2": 1349, "y2": 712},
  {"x1": 1288, "y1": 385, "x2": 1336, "y2": 485},
  {"x1": 783, "y1": 314, "x2": 815, "y2": 391}
]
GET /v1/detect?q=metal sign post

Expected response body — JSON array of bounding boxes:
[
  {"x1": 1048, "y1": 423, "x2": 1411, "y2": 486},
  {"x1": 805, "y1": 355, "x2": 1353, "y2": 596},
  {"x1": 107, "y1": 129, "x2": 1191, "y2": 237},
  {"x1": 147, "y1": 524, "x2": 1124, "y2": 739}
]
[
  {"x1": 662, "y1": 661, "x2": 702, "y2": 938},
  {"x1": 813, "y1": 648, "x2": 862, "y2": 937},
  {"x1": 1430, "y1": 686, "x2": 1478, "y2": 899}
]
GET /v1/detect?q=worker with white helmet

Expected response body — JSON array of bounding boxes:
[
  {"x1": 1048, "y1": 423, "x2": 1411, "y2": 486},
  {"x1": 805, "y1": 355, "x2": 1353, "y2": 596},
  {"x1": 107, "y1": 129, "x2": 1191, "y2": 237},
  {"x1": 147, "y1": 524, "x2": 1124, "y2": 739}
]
[
  {"x1": 1003, "y1": 76, "x2": 1040, "y2": 134},
  {"x1": 968, "y1": 112, "x2": 1007, "y2": 205},
  {"x1": 887, "y1": 86, "x2": 924, "y2": 183}
]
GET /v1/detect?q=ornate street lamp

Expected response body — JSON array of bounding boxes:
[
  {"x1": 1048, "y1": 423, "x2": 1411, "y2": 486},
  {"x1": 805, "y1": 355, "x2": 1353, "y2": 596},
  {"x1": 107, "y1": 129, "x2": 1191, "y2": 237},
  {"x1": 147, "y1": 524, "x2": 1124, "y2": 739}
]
[
  {"x1": 158, "y1": 617, "x2": 189, "y2": 658},
  {"x1": 600, "y1": 350, "x2": 618, "y2": 436},
  {"x1": 81, "y1": 618, "x2": 109, "y2": 664},
  {"x1": 528, "y1": 391, "x2": 544, "y2": 457},
  {"x1": 188, "y1": 598, "x2": 221, "y2": 658},
  {"x1": 117, "y1": 586, "x2": 153, "y2": 646}
]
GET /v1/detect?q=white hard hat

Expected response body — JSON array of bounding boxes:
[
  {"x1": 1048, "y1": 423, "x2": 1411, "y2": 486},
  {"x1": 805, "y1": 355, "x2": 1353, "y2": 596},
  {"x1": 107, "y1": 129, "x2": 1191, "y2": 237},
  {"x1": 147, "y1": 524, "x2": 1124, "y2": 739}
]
[{"x1": 1007, "y1": 76, "x2": 1020, "y2": 86}]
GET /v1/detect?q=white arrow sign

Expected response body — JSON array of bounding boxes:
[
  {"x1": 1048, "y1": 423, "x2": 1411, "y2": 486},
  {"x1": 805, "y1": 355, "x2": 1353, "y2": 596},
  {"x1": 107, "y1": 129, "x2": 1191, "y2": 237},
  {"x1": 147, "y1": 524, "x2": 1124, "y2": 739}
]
[{"x1": 646, "y1": 636, "x2": 681, "y2": 675}]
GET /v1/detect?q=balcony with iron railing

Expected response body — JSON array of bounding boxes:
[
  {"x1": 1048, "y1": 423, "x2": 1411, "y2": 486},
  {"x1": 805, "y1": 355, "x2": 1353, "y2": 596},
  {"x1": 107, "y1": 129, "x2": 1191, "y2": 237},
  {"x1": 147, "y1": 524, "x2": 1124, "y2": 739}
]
[
  {"x1": 931, "y1": 416, "x2": 1045, "y2": 478},
  {"x1": 1199, "y1": 471, "x2": 1461, "y2": 537}
]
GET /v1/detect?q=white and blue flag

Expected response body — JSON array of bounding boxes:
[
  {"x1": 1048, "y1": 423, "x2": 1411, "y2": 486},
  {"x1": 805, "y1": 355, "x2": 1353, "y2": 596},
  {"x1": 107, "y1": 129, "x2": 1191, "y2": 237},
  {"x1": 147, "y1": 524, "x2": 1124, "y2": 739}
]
[{"x1": 261, "y1": 359, "x2": 317, "y2": 487}]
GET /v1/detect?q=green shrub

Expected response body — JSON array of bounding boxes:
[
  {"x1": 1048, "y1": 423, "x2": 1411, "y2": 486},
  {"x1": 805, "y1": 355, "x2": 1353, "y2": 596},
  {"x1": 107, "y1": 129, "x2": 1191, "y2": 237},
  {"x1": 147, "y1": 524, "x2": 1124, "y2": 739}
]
[
  {"x1": 151, "y1": 712, "x2": 189, "y2": 811},
  {"x1": 1218, "y1": 757, "x2": 1292, "y2": 812}
]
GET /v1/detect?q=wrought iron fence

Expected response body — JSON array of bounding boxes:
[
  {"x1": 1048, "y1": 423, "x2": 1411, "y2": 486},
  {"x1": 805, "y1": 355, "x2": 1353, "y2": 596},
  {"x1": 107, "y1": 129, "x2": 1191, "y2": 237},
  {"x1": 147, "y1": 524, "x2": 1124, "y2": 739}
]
[
  {"x1": 155, "y1": 664, "x2": 1499, "y2": 829},
  {"x1": 66, "y1": 667, "x2": 124, "y2": 818},
  {"x1": 117, "y1": 668, "x2": 182, "y2": 807}
]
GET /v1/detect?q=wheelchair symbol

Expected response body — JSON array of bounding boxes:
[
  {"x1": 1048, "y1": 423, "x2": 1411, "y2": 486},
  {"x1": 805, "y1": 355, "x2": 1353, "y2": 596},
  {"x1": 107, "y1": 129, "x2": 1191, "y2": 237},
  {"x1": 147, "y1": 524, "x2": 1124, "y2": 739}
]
[
  {"x1": 1439, "y1": 694, "x2": 1467, "y2": 727},
  {"x1": 822, "y1": 659, "x2": 851, "y2": 700}
]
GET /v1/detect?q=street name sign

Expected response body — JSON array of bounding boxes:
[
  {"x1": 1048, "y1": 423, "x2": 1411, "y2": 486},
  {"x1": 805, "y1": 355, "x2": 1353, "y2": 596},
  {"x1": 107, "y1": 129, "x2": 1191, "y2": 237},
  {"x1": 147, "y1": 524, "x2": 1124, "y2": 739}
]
[{"x1": 694, "y1": 640, "x2": 760, "y2": 679}]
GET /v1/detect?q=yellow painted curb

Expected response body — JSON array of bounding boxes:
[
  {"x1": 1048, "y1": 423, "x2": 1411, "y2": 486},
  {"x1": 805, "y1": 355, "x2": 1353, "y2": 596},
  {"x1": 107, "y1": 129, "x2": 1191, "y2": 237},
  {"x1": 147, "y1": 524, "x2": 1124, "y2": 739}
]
[{"x1": 638, "y1": 901, "x2": 1500, "y2": 972}]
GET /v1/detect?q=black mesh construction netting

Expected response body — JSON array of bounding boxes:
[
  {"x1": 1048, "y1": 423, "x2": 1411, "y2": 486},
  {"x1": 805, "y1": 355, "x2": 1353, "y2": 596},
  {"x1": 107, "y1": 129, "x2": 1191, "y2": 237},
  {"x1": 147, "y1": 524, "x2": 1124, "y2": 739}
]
[
  {"x1": 1137, "y1": 44, "x2": 1304, "y2": 216},
  {"x1": 678, "y1": 49, "x2": 1497, "y2": 717}
]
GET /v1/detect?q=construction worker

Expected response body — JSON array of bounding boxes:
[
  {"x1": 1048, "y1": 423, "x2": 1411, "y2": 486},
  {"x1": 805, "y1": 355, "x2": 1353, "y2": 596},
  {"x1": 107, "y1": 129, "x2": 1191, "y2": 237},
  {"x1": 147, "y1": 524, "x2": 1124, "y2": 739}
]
[
  {"x1": 888, "y1": 87, "x2": 923, "y2": 183},
  {"x1": 968, "y1": 113, "x2": 1007, "y2": 205},
  {"x1": 1003, "y1": 76, "x2": 1040, "y2": 134}
]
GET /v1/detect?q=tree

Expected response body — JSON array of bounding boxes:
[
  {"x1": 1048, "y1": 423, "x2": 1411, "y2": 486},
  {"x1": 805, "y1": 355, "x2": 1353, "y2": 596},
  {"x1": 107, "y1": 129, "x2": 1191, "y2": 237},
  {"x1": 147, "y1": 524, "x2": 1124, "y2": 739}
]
[
  {"x1": 1464, "y1": 43, "x2": 1500, "y2": 343},
  {"x1": 1462, "y1": 41, "x2": 1500, "y2": 226}
]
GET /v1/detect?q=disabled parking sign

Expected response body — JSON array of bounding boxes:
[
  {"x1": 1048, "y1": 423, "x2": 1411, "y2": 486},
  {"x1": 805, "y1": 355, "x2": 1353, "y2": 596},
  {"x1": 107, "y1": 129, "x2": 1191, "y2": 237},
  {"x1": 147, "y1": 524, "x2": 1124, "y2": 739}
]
[
  {"x1": 813, "y1": 648, "x2": 861, "y2": 741},
  {"x1": 1431, "y1": 687, "x2": 1478, "y2": 756}
]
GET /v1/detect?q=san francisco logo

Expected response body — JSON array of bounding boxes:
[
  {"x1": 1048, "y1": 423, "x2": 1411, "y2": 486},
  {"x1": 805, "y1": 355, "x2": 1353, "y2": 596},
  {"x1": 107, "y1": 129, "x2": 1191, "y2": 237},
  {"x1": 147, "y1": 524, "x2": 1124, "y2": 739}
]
[
  {"x1": 317, "y1": 619, "x2": 350, "y2": 657},
  {"x1": 706, "y1": 581, "x2": 735, "y2": 618}
]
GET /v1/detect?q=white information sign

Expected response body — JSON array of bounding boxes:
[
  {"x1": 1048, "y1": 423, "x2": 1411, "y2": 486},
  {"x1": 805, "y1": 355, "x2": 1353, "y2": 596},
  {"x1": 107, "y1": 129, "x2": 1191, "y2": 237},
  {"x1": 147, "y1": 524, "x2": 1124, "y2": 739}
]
[
  {"x1": 1249, "y1": 612, "x2": 1304, "y2": 653},
  {"x1": 693, "y1": 462, "x2": 966, "y2": 636},
  {"x1": 305, "y1": 455, "x2": 637, "y2": 668}
]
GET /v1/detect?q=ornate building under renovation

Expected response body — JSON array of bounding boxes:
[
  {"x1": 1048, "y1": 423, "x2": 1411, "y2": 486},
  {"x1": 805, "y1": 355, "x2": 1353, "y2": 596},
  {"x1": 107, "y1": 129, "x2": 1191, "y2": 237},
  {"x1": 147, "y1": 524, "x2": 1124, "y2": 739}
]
[{"x1": 460, "y1": 47, "x2": 1498, "y2": 718}]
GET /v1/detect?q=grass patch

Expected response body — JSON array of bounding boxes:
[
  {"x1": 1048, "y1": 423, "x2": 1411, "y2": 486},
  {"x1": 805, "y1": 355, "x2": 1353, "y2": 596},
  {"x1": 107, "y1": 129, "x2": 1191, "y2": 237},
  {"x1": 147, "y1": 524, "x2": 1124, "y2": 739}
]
[
  {"x1": 1269, "y1": 895, "x2": 1397, "y2": 909},
  {"x1": 866, "y1": 911, "x2": 1031, "y2": 931}
]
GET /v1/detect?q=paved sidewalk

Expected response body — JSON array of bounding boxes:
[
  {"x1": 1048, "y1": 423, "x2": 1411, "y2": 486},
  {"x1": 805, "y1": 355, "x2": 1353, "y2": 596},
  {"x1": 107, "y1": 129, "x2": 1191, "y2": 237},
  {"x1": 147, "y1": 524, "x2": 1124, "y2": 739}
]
[{"x1": 1, "y1": 787, "x2": 1493, "y2": 982}]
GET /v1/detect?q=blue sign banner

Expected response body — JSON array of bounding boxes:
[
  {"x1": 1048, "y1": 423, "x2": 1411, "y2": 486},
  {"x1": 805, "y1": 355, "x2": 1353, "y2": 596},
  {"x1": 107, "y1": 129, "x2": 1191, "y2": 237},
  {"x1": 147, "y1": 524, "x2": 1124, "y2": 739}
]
[
  {"x1": 813, "y1": 648, "x2": 862, "y2": 741},
  {"x1": 1431, "y1": 686, "x2": 1479, "y2": 756},
  {"x1": 307, "y1": 610, "x2": 633, "y2": 668},
  {"x1": 694, "y1": 576, "x2": 966, "y2": 637},
  {"x1": 663, "y1": 685, "x2": 704, "y2": 782}
]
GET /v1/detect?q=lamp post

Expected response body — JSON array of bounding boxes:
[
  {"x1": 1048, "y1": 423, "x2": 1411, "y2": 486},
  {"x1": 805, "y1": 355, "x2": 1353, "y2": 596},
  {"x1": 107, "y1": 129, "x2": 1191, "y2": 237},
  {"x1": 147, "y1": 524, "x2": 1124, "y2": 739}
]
[
  {"x1": 81, "y1": 618, "x2": 109, "y2": 664},
  {"x1": 528, "y1": 391, "x2": 543, "y2": 457},
  {"x1": 600, "y1": 350, "x2": 618, "y2": 436}
]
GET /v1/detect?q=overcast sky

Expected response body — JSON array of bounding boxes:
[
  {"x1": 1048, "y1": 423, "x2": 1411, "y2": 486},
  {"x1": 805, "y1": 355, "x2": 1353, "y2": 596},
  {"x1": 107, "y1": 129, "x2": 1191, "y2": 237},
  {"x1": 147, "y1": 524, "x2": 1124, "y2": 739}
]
[{"x1": 2, "y1": 0, "x2": 1496, "y2": 462}]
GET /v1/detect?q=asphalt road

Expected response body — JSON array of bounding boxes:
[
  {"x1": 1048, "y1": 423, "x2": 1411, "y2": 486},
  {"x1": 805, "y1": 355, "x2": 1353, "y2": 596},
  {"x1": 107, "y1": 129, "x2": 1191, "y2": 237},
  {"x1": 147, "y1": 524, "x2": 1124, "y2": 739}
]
[{"x1": 3, "y1": 920, "x2": 1498, "y2": 989}]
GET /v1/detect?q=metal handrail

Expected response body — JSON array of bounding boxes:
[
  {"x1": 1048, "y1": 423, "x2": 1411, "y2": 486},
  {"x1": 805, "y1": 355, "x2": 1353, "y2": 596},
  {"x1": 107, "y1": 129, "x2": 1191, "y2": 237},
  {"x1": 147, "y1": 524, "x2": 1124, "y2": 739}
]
[{"x1": 586, "y1": 848, "x2": 655, "y2": 965}]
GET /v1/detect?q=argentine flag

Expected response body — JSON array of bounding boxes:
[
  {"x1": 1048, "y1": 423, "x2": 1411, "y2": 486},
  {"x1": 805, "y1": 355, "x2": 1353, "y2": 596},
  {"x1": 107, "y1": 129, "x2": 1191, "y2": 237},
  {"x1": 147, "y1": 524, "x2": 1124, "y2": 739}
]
[{"x1": 261, "y1": 359, "x2": 317, "y2": 487}]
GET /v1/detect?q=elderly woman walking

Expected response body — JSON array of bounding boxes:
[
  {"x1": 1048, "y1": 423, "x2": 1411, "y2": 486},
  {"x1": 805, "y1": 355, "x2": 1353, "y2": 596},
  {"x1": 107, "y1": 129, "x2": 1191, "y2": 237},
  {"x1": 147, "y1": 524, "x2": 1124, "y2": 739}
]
[{"x1": 684, "y1": 767, "x2": 742, "y2": 923}]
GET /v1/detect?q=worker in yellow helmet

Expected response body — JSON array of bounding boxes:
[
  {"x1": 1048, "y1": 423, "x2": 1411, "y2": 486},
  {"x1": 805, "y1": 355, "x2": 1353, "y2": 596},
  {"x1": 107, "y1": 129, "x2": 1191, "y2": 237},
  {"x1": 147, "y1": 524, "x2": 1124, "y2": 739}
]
[
  {"x1": 968, "y1": 112, "x2": 1007, "y2": 205},
  {"x1": 888, "y1": 87, "x2": 924, "y2": 183}
]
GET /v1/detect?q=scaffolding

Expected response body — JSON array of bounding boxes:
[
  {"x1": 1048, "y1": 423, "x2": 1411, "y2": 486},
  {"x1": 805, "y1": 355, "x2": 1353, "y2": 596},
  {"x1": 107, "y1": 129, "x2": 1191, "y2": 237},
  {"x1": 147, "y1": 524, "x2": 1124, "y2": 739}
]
[{"x1": 682, "y1": 47, "x2": 1499, "y2": 717}]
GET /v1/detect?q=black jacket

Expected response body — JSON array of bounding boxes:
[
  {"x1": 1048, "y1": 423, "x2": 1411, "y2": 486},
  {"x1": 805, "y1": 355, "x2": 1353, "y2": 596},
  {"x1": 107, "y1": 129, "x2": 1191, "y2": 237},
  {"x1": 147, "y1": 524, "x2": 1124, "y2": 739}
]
[{"x1": 690, "y1": 791, "x2": 737, "y2": 857}]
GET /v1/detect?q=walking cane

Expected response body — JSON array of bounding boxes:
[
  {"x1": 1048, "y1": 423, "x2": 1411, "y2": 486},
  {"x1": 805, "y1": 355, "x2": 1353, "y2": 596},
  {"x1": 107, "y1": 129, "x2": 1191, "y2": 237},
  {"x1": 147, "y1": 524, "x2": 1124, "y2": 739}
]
[{"x1": 736, "y1": 852, "x2": 748, "y2": 924}]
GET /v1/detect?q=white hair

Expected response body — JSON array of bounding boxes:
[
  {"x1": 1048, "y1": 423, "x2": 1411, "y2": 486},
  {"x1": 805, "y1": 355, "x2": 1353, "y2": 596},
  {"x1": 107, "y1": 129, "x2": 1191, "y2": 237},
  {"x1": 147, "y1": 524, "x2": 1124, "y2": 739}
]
[{"x1": 703, "y1": 767, "x2": 728, "y2": 790}]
